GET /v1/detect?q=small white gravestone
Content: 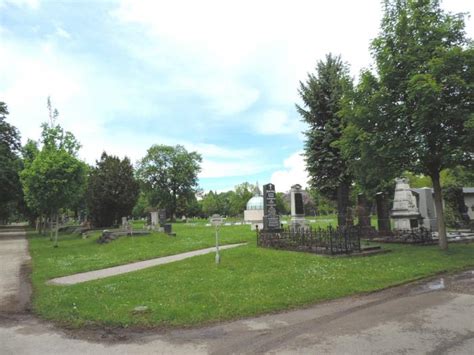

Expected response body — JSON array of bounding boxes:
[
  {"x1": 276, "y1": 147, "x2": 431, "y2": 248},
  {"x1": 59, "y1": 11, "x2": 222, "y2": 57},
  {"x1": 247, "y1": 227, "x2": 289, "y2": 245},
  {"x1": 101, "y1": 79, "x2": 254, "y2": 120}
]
[
  {"x1": 210, "y1": 214, "x2": 224, "y2": 264},
  {"x1": 150, "y1": 211, "x2": 159, "y2": 228}
]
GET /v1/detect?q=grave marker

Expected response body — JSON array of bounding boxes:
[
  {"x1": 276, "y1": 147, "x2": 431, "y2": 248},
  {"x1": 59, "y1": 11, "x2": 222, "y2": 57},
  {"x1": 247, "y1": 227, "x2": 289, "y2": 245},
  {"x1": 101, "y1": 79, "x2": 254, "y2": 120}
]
[{"x1": 263, "y1": 183, "x2": 280, "y2": 230}]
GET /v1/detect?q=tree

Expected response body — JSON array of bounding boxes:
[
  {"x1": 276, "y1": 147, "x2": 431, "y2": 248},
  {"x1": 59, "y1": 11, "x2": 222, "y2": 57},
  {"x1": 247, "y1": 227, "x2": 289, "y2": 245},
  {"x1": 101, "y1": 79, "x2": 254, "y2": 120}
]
[
  {"x1": 21, "y1": 148, "x2": 86, "y2": 245},
  {"x1": 137, "y1": 145, "x2": 202, "y2": 220},
  {"x1": 228, "y1": 182, "x2": 258, "y2": 216},
  {"x1": 275, "y1": 192, "x2": 289, "y2": 215},
  {"x1": 347, "y1": 0, "x2": 473, "y2": 249},
  {"x1": 20, "y1": 98, "x2": 87, "y2": 246},
  {"x1": 201, "y1": 191, "x2": 221, "y2": 217},
  {"x1": 0, "y1": 102, "x2": 22, "y2": 223},
  {"x1": 86, "y1": 152, "x2": 139, "y2": 227},
  {"x1": 297, "y1": 54, "x2": 354, "y2": 226}
]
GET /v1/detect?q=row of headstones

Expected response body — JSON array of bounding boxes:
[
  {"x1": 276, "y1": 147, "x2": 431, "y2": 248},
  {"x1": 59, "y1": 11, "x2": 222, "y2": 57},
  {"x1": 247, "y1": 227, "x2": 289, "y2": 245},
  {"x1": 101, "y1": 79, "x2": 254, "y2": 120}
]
[{"x1": 261, "y1": 183, "x2": 393, "y2": 234}]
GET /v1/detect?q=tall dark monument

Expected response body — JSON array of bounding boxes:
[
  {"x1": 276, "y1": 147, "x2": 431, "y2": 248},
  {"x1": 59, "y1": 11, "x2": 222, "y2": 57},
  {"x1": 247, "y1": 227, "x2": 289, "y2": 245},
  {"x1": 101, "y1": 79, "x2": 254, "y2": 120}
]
[
  {"x1": 376, "y1": 192, "x2": 391, "y2": 235},
  {"x1": 356, "y1": 194, "x2": 371, "y2": 227},
  {"x1": 263, "y1": 183, "x2": 280, "y2": 230}
]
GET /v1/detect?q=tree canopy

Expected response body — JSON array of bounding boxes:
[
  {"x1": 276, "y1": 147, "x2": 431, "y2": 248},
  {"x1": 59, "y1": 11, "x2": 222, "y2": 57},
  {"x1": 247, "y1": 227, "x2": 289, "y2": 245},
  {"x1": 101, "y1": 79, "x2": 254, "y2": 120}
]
[
  {"x1": 0, "y1": 102, "x2": 22, "y2": 222},
  {"x1": 137, "y1": 144, "x2": 202, "y2": 220},
  {"x1": 340, "y1": 0, "x2": 474, "y2": 249},
  {"x1": 87, "y1": 152, "x2": 139, "y2": 227},
  {"x1": 297, "y1": 54, "x2": 354, "y2": 226}
]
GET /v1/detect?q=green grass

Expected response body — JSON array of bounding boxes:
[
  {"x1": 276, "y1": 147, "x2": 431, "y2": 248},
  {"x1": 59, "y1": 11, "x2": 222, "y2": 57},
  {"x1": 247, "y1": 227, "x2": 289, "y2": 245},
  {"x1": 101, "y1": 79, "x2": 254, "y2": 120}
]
[{"x1": 28, "y1": 224, "x2": 474, "y2": 329}]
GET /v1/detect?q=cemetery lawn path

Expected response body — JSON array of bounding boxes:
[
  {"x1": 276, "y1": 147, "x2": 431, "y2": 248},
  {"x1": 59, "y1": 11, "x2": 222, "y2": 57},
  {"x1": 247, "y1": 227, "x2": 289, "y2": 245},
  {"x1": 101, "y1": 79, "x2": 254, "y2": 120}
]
[
  {"x1": 47, "y1": 243, "x2": 246, "y2": 285},
  {"x1": 27, "y1": 223, "x2": 474, "y2": 328}
]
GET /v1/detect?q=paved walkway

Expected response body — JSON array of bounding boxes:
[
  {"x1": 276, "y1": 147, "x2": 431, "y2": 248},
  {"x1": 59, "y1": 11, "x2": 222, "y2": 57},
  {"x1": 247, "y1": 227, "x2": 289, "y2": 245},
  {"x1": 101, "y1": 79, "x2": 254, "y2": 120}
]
[
  {"x1": 48, "y1": 243, "x2": 247, "y2": 285},
  {"x1": 0, "y1": 227, "x2": 31, "y2": 314}
]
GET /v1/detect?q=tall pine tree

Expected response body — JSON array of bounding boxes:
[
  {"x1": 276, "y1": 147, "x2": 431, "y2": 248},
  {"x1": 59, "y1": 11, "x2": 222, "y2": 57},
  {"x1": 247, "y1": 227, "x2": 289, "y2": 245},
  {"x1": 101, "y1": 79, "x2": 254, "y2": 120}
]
[{"x1": 297, "y1": 54, "x2": 353, "y2": 226}]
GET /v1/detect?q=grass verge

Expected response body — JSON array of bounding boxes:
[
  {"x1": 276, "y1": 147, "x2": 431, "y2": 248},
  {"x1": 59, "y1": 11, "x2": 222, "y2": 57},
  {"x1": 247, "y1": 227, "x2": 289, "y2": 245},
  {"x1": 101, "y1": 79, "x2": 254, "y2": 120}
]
[{"x1": 28, "y1": 225, "x2": 474, "y2": 328}]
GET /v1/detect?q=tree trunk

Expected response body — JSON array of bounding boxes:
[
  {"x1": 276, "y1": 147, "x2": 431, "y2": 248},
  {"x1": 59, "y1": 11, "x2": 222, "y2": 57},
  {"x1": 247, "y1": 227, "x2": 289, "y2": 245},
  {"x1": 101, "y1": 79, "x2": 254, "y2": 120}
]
[
  {"x1": 54, "y1": 213, "x2": 59, "y2": 248},
  {"x1": 336, "y1": 183, "x2": 350, "y2": 227},
  {"x1": 49, "y1": 213, "x2": 54, "y2": 241},
  {"x1": 431, "y1": 171, "x2": 448, "y2": 250}
]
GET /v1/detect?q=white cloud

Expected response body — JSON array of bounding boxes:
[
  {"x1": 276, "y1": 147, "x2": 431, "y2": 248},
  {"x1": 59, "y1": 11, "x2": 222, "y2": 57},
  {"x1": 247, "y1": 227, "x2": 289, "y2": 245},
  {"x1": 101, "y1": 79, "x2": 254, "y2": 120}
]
[
  {"x1": 271, "y1": 151, "x2": 308, "y2": 193},
  {"x1": 199, "y1": 159, "x2": 275, "y2": 179},
  {"x1": 55, "y1": 27, "x2": 71, "y2": 40},
  {"x1": 0, "y1": 0, "x2": 39, "y2": 9},
  {"x1": 254, "y1": 109, "x2": 303, "y2": 135}
]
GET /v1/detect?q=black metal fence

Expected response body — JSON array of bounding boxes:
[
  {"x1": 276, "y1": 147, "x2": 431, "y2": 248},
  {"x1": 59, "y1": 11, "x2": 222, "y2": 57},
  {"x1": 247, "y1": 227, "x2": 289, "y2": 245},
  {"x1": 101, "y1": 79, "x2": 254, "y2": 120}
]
[{"x1": 257, "y1": 226, "x2": 362, "y2": 255}]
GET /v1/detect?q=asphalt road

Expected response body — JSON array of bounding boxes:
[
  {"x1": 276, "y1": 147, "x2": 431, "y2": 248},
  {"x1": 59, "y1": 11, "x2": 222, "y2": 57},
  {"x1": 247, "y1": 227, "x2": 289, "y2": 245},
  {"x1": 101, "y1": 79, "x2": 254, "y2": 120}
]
[{"x1": 1, "y1": 226, "x2": 473, "y2": 354}]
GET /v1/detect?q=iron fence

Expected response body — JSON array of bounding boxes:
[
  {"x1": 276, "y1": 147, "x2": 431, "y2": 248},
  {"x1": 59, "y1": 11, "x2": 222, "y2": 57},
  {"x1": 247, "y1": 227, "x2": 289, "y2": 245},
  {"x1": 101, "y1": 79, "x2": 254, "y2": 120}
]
[{"x1": 257, "y1": 225, "x2": 362, "y2": 255}]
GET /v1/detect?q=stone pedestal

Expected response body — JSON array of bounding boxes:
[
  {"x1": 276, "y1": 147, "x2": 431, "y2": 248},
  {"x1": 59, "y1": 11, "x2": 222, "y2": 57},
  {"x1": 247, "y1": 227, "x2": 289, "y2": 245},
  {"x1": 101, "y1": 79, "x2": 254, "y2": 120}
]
[
  {"x1": 290, "y1": 184, "x2": 306, "y2": 231},
  {"x1": 150, "y1": 211, "x2": 159, "y2": 228},
  {"x1": 391, "y1": 178, "x2": 421, "y2": 231}
]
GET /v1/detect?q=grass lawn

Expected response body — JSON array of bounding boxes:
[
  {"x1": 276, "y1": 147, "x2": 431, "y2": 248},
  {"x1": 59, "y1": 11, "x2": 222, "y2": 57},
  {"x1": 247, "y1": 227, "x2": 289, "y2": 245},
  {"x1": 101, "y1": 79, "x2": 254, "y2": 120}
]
[{"x1": 28, "y1": 224, "x2": 474, "y2": 328}]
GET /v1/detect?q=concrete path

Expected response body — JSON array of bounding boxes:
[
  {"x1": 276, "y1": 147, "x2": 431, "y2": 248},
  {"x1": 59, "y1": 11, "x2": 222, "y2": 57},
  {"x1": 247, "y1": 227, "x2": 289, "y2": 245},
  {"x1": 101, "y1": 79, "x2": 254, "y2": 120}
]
[
  {"x1": 0, "y1": 227, "x2": 31, "y2": 314},
  {"x1": 48, "y1": 243, "x2": 247, "y2": 285},
  {"x1": 1, "y1": 269, "x2": 473, "y2": 354}
]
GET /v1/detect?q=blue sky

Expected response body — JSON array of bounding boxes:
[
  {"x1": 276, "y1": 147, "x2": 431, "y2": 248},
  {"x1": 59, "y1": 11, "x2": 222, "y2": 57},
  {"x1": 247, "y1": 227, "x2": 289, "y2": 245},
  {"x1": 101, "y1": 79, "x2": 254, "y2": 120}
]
[{"x1": 1, "y1": 0, "x2": 473, "y2": 192}]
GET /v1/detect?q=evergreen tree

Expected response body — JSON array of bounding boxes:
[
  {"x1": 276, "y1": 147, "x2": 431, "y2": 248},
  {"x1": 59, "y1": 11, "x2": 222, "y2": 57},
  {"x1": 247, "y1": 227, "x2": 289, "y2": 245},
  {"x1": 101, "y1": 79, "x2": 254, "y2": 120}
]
[
  {"x1": 297, "y1": 54, "x2": 354, "y2": 226},
  {"x1": 87, "y1": 152, "x2": 140, "y2": 227}
]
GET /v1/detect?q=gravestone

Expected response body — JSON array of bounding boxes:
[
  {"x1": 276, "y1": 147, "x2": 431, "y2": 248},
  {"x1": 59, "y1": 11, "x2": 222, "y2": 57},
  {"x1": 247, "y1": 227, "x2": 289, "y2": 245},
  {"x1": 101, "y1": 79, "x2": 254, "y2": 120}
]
[
  {"x1": 263, "y1": 183, "x2": 280, "y2": 230},
  {"x1": 376, "y1": 192, "x2": 391, "y2": 235},
  {"x1": 121, "y1": 216, "x2": 128, "y2": 230},
  {"x1": 356, "y1": 194, "x2": 370, "y2": 227},
  {"x1": 150, "y1": 211, "x2": 159, "y2": 229},
  {"x1": 158, "y1": 209, "x2": 166, "y2": 227},
  {"x1": 391, "y1": 178, "x2": 421, "y2": 230},
  {"x1": 290, "y1": 184, "x2": 306, "y2": 231},
  {"x1": 412, "y1": 188, "x2": 437, "y2": 231}
]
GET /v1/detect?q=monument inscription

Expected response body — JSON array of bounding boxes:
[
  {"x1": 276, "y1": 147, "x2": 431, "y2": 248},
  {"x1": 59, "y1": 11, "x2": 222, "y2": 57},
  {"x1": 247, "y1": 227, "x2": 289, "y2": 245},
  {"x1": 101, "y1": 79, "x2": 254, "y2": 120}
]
[
  {"x1": 294, "y1": 193, "x2": 304, "y2": 215},
  {"x1": 263, "y1": 183, "x2": 280, "y2": 230}
]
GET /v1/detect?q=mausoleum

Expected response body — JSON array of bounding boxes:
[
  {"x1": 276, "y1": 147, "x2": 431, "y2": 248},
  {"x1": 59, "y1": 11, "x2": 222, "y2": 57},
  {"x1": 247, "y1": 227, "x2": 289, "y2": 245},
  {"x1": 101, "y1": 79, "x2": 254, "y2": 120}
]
[{"x1": 244, "y1": 195, "x2": 264, "y2": 230}]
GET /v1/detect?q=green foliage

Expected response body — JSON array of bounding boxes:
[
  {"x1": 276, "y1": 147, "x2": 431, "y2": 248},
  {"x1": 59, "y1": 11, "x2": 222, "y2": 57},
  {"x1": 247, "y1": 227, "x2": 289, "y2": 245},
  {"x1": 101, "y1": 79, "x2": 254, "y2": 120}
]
[
  {"x1": 201, "y1": 190, "x2": 224, "y2": 217},
  {"x1": 87, "y1": 152, "x2": 139, "y2": 227},
  {"x1": 297, "y1": 54, "x2": 354, "y2": 225},
  {"x1": 137, "y1": 145, "x2": 202, "y2": 220},
  {"x1": 41, "y1": 98, "x2": 81, "y2": 156},
  {"x1": 0, "y1": 102, "x2": 23, "y2": 222},
  {"x1": 340, "y1": 0, "x2": 473, "y2": 247},
  {"x1": 20, "y1": 148, "x2": 87, "y2": 214},
  {"x1": 297, "y1": 54, "x2": 353, "y2": 199},
  {"x1": 200, "y1": 182, "x2": 260, "y2": 217},
  {"x1": 369, "y1": 0, "x2": 473, "y2": 176},
  {"x1": 308, "y1": 189, "x2": 336, "y2": 215},
  {"x1": 19, "y1": 99, "x2": 87, "y2": 229},
  {"x1": 132, "y1": 192, "x2": 149, "y2": 219},
  {"x1": 275, "y1": 192, "x2": 289, "y2": 215}
]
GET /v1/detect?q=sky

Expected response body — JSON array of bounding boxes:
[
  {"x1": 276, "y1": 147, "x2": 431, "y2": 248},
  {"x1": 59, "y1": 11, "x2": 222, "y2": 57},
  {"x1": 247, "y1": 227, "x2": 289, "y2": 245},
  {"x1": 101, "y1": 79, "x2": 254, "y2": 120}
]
[{"x1": 1, "y1": 0, "x2": 473, "y2": 193}]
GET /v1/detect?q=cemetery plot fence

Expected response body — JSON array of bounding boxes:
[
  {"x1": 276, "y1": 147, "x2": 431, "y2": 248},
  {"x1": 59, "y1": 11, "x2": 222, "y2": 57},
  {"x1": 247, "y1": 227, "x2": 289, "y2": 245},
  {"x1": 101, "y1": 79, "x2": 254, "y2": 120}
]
[
  {"x1": 257, "y1": 226, "x2": 362, "y2": 255},
  {"x1": 376, "y1": 227, "x2": 435, "y2": 245}
]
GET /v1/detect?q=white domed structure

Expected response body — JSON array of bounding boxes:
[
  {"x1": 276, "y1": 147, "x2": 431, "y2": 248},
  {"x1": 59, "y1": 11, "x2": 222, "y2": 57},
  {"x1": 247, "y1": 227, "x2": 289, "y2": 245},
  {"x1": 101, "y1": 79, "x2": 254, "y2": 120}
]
[
  {"x1": 244, "y1": 195, "x2": 264, "y2": 230},
  {"x1": 246, "y1": 196, "x2": 264, "y2": 210}
]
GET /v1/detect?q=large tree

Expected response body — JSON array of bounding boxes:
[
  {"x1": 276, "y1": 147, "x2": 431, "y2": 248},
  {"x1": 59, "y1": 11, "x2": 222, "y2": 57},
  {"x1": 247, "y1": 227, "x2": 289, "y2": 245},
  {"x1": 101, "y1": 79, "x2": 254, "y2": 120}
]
[
  {"x1": 347, "y1": 0, "x2": 473, "y2": 249},
  {"x1": 87, "y1": 152, "x2": 139, "y2": 227},
  {"x1": 20, "y1": 99, "x2": 87, "y2": 245},
  {"x1": 137, "y1": 145, "x2": 202, "y2": 220},
  {"x1": 297, "y1": 54, "x2": 354, "y2": 226},
  {"x1": 0, "y1": 102, "x2": 23, "y2": 223},
  {"x1": 21, "y1": 148, "x2": 86, "y2": 245}
]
